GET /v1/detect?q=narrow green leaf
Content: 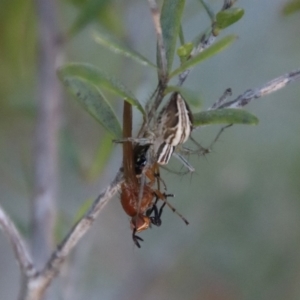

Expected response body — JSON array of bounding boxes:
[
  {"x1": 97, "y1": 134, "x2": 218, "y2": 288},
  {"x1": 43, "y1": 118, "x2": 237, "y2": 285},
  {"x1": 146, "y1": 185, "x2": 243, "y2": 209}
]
[
  {"x1": 86, "y1": 133, "x2": 113, "y2": 181},
  {"x1": 93, "y1": 32, "x2": 156, "y2": 68},
  {"x1": 61, "y1": 76, "x2": 122, "y2": 138},
  {"x1": 54, "y1": 213, "x2": 66, "y2": 243},
  {"x1": 198, "y1": 0, "x2": 215, "y2": 22},
  {"x1": 170, "y1": 35, "x2": 237, "y2": 78},
  {"x1": 158, "y1": 0, "x2": 186, "y2": 73},
  {"x1": 61, "y1": 129, "x2": 82, "y2": 172},
  {"x1": 282, "y1": 0, "x2": 300, "y2": 15},
  {"x1": 179, "y1": 25, "x2": 185, "y2": 45},
  {"x1": 58, "y1": 63, "x2": 145, "y2": 115},
  {"x1": 216, "y1": 8, "x2": 244, "y2": 29},
  {"x1": 165, "y1": 86, "x2": 202, "y2": 108},
  {"x1": 193, "y1": 109, "x2": 259, "y2": 126},
  {"x1": 69, "y1": 0, "x2": 110, "y2": 35}
]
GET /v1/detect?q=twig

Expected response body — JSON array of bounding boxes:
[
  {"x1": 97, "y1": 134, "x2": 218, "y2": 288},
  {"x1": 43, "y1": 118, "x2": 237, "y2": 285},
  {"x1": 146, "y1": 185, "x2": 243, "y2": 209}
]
[
  {"x1": 146, "y1": 0, "x2": 233, "y2": 125},
  {"x1": 222, "y1": 0, "x2": 236, "y2": 10},
  {"x1": 145, "y1": 0, "x2": 168, "y2": 129},
  {"x1": 147, "y1": 0, "x2": 168, "y2": 82},
  {"x1": 18, "y1": 171, "x2": 123, "y2": 300},
  {"x1": 178, "y1": 0, "x2": 235, "y2": 86},
  {"x1": 39, "y1": 171, "x2": 122, "y2": 291},
  {"x1": 145, "y1": 0, "x2": 230, "y2": 131},
  {"x1": 199, "y1": 0, "x2": 215, "y2": 22},
  {"x1": 210, "y1": 88, "x2": 232, "y2": 110},
  {"x1": 0, "y1": 204, "x2": 36, "y2": 278},
  {"x1": 218, "y1": 69, "x2": 300, "y2": 109},
  {"x1": 191, "y1": 69, "x2": 300, "y2": 152}
]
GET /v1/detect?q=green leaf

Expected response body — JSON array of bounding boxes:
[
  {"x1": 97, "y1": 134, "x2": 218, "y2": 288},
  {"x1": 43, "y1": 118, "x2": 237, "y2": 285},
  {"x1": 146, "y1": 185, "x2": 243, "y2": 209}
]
[
  {"x1": 193, "y1": 109, "x2": 259, "y2": 126},
  {"x1": 170, "y1": 35, "x2": 237, "y2": 78},
  {"x1": 93, "y1": 32, "x2": 156, "y2": 68},
  {"x1": 198, "y1": 0, "x2": 215, "y2": 22},
  {"x1": 216, "y1": 8, "x2": 245, "y2": 29},
  {"x1": 86, "y1": 133, "x2": 113, "y2": 181},
  {"x1": 68, "y1": 0, "x2": 124, "y2": 36},
  {"x1": 158, "y1": 0, "x2": 186, "y2": 73},
  {"x1": 165, "y1": 86, "x2": 202, "y2": 108},
  {"x1": 54, "y1": 212, "x2": 68, "y2": 243},
  {"x1": 68, "y1": 0, "x2": 111, "y2": 35},
  {"x1": 179, "y1": 25, "x2": 185, "y2": 45},
  {"x1": 60, "y1": 76, "x2": 122, "y2": 138},
  {"x1": 282, "y1": 0, "x2": 300, "y2": 15},
  {"x1": 58, "y1": 63, "x2": 145, "y2": 115},
  {"x1": 61, "y1": 129, "x2": 82, "y2": 172}
]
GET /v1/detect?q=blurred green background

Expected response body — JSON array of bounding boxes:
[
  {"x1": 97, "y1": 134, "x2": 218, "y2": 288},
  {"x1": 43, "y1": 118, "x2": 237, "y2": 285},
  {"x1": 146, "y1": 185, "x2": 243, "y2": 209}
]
[{"x1": 1, "y1": 0, "x2": 300, "y2": 299}]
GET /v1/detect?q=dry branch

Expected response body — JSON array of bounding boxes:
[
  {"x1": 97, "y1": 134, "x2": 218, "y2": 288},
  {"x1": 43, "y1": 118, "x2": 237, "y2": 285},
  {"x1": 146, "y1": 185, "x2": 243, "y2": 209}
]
[
  {"x1": 14, "y1": 171, "x2": 123, "y2": 300},
  {"x1": 0, "y1": 204, "x2": 36, "y2": 278},
  {"x1": 218, "y1": 69, "x2": 300, "y2": 109}
]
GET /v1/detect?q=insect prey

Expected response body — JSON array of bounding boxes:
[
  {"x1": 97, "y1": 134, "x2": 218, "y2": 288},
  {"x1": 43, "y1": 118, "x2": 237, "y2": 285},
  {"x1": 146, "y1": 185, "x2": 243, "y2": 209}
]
[
  {"x1": 121, "y1": 101, "x2": 171, "y2": 247},
  {"x1": 120, "y1": 101, "x2": 188, "y2": 248}
]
